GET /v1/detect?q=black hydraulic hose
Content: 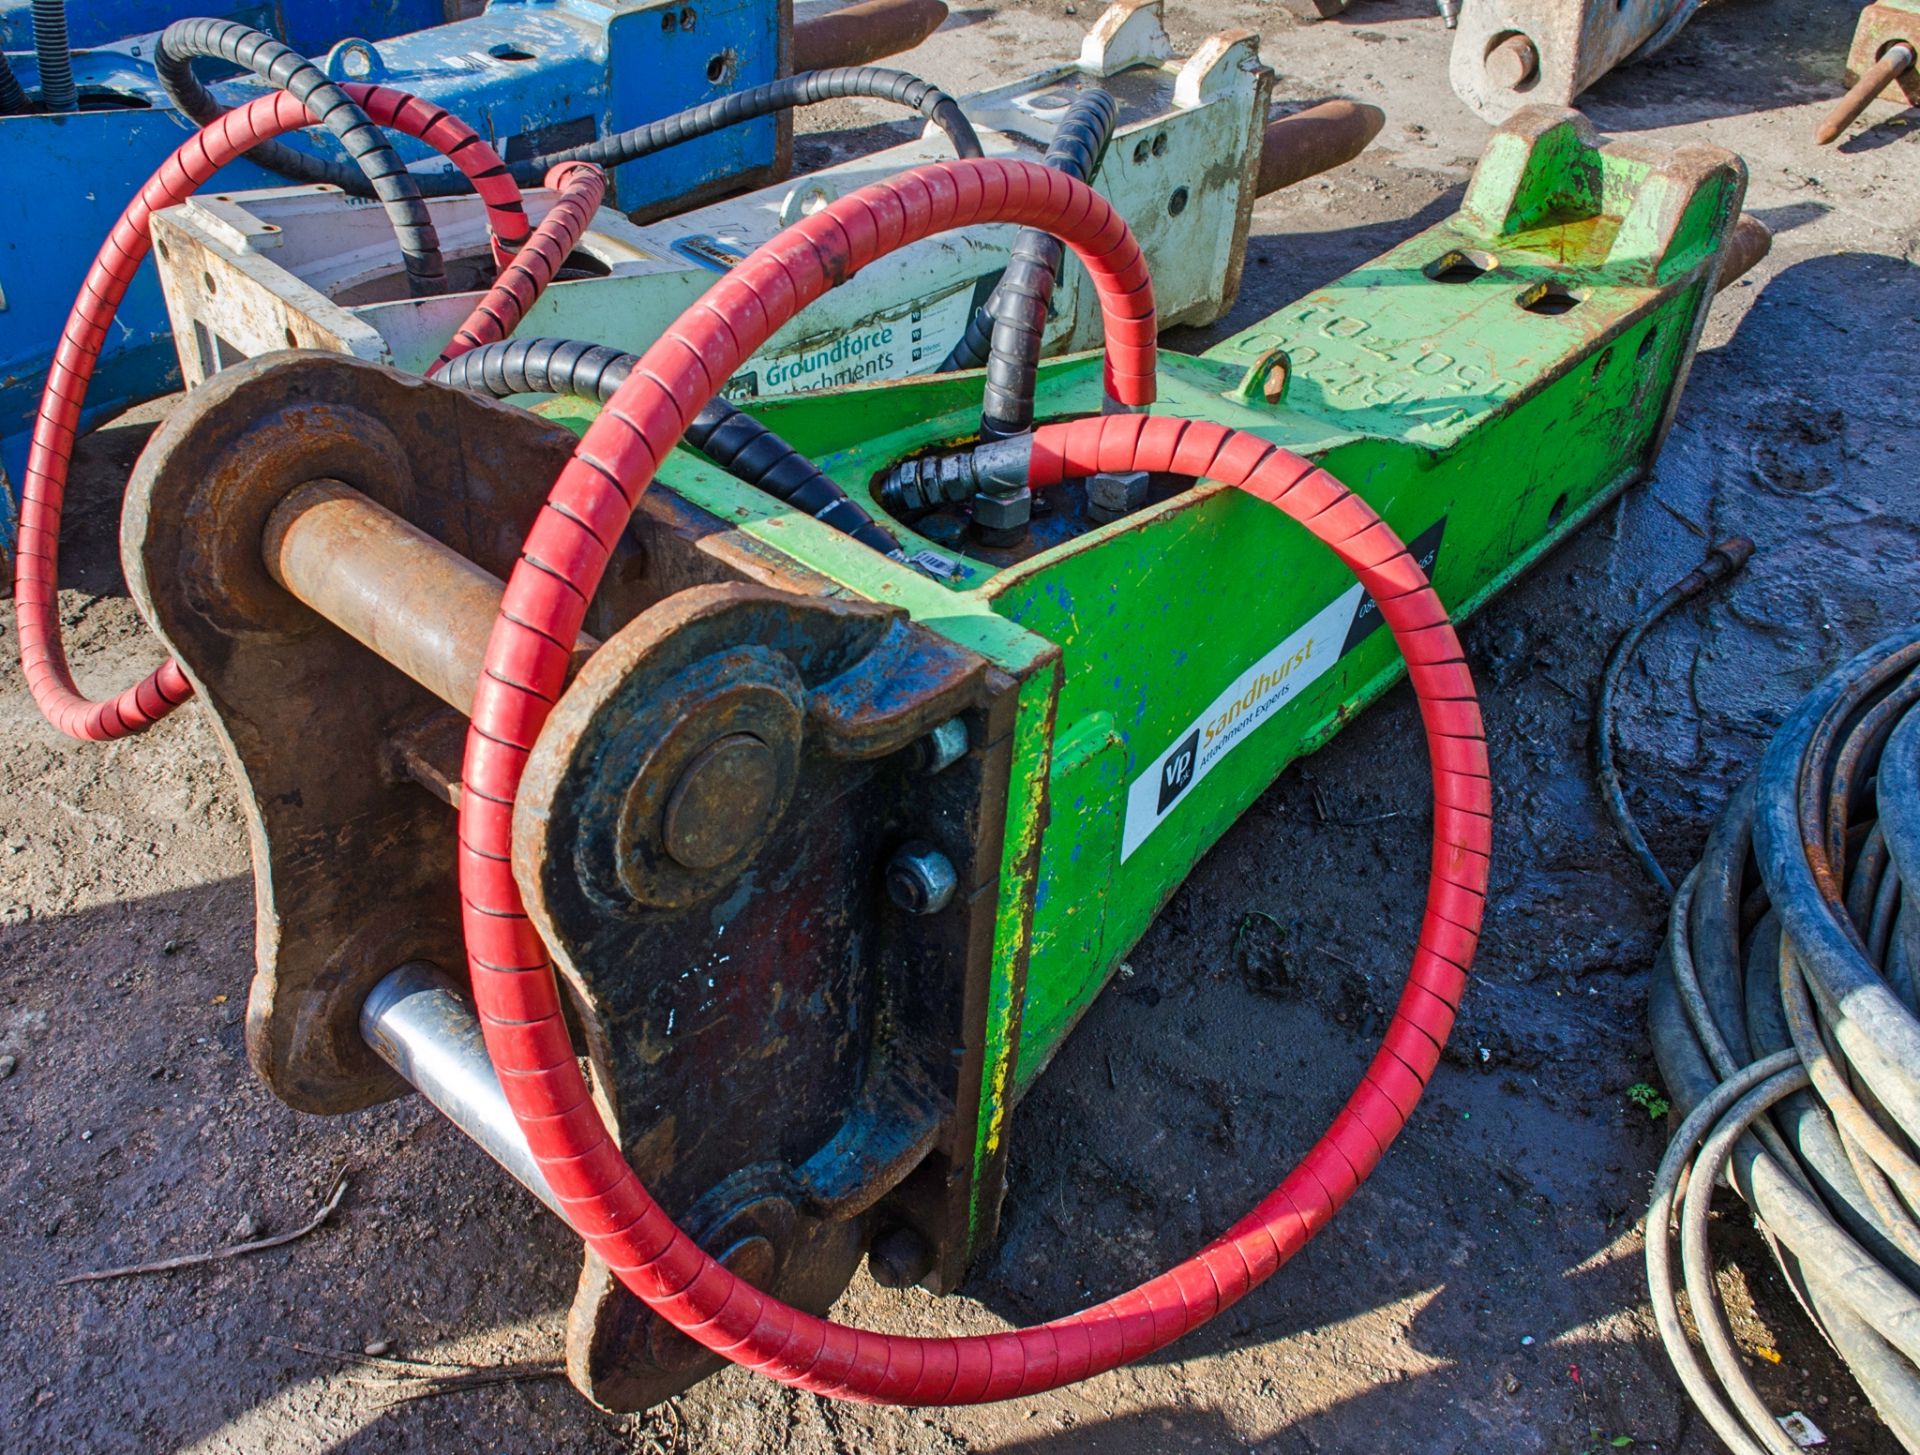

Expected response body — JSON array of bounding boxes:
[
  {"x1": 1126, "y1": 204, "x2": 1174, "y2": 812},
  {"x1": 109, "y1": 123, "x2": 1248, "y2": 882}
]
[
  {"x1": 1646, "y1": 627, "x2": 1920, "y2": 1449},
  {"x1": 153, "y1": 18, "x2": 446, "y2": 297},
  {"x1": 940, "y1": 87, "x2": 1117, "y2": 375},
  {"x1": 1593, "y1": 535, "x2": 1753, "y2": 895},
  {"x1": 936, "y1": 86, "x2": 1121, "y2": 378},
  {"x1": 31, "y1": 0, "x2": 74, "y2": 112},
  {"x1": 528, "y1": 65, "x2": 982, "y2": 179},
  {"x1": 0, "y1": 48, "x2": 30, "y2": 114},
  {"x1": 939, "y1": 88, "x2": 1119, "y2": 441},
  {"x1": 432, "y1": 337, "x2": 902, "y2": 558},
  {"x1": 196, "y1": 65, "x2": 983, "y2": 197}
]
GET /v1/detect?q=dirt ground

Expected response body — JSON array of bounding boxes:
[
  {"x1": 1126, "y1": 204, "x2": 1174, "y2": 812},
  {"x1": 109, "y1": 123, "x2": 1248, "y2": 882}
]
[{"x1": 3, "y1": 0, "x2": 1918, "y2": 1449}]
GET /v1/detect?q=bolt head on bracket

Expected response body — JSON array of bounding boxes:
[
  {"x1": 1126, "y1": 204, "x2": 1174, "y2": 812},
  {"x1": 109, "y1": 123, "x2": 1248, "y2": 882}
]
[
  {"x1": 886, "y1": 841, "x2": 959, "y2": 915},
  {"x1": 1087, "y1": 470, "x2": 1151, "y2": 524},
  {"x1": 607, "y1": 655, "x2": 805, "y2": 911},
  {"x1": 971, "y1": 486, "x2": 1033, "y2": 547},
  {"x1": 660, "y1": 732, "x2": 783, "y2": 871}
]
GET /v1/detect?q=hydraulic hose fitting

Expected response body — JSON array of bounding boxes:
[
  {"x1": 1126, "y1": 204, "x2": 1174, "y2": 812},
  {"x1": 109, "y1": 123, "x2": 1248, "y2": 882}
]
[
  {"x1": 874, "y1": 434, "x2": 1034, "y2": 525},
  {"x1": 875, "y1": 454, "x2": 976, "y2": 520},
  {"x1": 1681, "y1": 535, "x2": 1755, "y2": 592}
]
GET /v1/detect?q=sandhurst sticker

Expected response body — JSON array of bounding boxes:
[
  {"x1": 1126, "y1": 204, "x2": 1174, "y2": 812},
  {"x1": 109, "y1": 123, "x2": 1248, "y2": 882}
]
[{"x1": 1120, "y1": 519, "x2": 1445, "y2": 861}]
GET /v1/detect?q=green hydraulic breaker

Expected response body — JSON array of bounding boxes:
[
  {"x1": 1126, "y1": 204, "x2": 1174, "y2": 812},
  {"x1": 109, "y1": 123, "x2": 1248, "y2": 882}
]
[
  {"x1": 121, "y1": 106, "x2": 1753, "y2": 1409},
  {"x1": 542, "y1": 100, "x2": 1751, "y2": 1228}
]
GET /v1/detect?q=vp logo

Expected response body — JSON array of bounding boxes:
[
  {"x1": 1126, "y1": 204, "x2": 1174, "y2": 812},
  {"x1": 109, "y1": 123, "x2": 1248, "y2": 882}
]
[{"x1": 1157, "y1": 730, "x2": 1201, "y2": 814}]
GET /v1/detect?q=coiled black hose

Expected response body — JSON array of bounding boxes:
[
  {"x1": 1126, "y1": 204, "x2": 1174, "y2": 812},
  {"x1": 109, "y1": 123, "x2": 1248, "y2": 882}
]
[
  {"x1": 938, "y1": 88, "x2": 1118, "y2": 440},
  {"x1": 433, "y1": 337, "x2": 901, "y2": 558},
  {"x1": 1647, "y1": 628, "x2": 1920, "y2": 1453},
  {"x1": 31, "y1": 0, "x2": 75, "y2": 112},
  {"x1": 170, "y1": 62, "x2": 982, "y2": 197},
  {"x1": 0, "y1": 47, "x2": 30, "y2": 114},
  {"x1": 154, "y1": 18, "x2": 445, "y2": 296}
]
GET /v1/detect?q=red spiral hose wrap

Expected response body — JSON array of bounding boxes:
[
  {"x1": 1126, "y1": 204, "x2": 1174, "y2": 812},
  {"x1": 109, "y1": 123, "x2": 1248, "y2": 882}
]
[
  {"x1": 355, "y1": 86, "x2": 532, "y2": 265},
  {"x1": 457, "y1": 155, "x2": 1490, "y2": 1404},
  {"x1": 430, "y1": 161, "x2": 608, "y2": 374},
  {"x1": 14, "y1": 85, "x2": 526, "y2": 742}
]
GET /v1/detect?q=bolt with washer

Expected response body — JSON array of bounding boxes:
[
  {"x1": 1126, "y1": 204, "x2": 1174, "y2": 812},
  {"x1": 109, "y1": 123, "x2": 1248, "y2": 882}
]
[{"x1": 885, "y1": 841, "x2": 958, "y2": 914}]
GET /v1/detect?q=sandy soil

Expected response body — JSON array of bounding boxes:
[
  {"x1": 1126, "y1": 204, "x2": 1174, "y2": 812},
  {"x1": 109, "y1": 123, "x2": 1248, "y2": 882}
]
[{"x1": 3, "y1": 0, "x2": 1918, "y2": 1449}]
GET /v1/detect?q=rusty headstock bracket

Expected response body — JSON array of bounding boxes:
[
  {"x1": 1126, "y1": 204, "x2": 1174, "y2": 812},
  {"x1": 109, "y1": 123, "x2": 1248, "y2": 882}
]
[{"x1": 121, "y1": 352, "x2": 1022, "y2": 1410}]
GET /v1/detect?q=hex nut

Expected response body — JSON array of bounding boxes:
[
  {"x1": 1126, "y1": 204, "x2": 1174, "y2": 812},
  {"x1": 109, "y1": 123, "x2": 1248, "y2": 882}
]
[
  {"x1": 906, "y1": 717, "x2": 970, "y2": 775},
  {"x1": 885, "y1": 841, "x2": 958, "y2": 915},
  {"x1": 1087, "y1": 470, "x2": 1150, "y2": 524},
  {"x1": 971, "y1": 487, "x2": 1032, "y2": 533}
]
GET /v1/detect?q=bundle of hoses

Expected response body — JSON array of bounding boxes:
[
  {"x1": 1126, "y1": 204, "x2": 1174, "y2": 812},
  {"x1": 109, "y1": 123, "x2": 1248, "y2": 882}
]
[
  {"x1": 0, "y1": 0, "x2": 74, "y2": 114},
  {"x1": 155, "y1": 18, "x2": 982, "y2": 194},
  {"x1": 936, "y1": 86, "x2": 1119, "y2": 438},
  {"x1": 153, "y1": 18, "x2": 450, "y2": 296},
  {"x1": 432, "y1": 337, "x2": 902, "y2": 557},
  {"x1": 1649, "y1": 628, "x2": 1920, "y2": 1452},
  {"x1": 15, "y1": 17, "x2": 986, "y2": 737}
]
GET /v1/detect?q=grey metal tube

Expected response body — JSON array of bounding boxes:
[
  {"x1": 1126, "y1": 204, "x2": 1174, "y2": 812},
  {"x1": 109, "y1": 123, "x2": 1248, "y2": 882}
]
[{"x1": 360, "y1": 962, "x2": 563, "y2": 1217}]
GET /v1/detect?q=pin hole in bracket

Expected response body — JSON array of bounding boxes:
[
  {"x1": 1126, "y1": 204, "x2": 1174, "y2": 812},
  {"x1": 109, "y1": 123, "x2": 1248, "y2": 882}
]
[{"x1": 1423, "y1": 249, "x2": 1499, "y2": 283}]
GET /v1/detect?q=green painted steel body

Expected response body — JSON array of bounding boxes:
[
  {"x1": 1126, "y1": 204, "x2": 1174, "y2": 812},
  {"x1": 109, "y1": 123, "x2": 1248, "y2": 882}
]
[{"x1": 542, "y1": 109, "x2": 1747, "y2": 1258}]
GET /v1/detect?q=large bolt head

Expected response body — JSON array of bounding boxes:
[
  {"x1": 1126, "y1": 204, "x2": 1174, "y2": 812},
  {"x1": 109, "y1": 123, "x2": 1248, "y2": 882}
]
[
  {"x1": 1486, "y1": 33, "x2": 1539, "y2": 90},
  {"x1": 971, "y1": 487, "x2": 1032, "y2": 533},
  {"x1": 885, "y1": 840, "x2": 958, "y2": 914},
  {"x1": 1087, "y1": 470, "x2": 1150, "y2": 524},
  {"x1": 603, "y1": 667, "x2": 804, "y2": 910},
  {"x1": 868, "y1": 1225, "x2": 936, "y2": 1289},
  {"x1": 661, "y1": 733, "x2": 780, "y2": 870}
]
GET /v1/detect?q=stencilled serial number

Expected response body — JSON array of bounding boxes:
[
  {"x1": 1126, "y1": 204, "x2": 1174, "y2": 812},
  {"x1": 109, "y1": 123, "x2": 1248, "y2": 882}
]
[{"x1": 1262, "y1": 305, "x2": 1509, "y2": 424}]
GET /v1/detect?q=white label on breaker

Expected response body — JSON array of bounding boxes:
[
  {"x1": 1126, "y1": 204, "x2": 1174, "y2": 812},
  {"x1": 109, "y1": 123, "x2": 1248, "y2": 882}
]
[
  {"x1": 1119, "y1": 518, "x2": 1447, "y2": 861},
  {"x1": 744, "y1": 288, "x2": 978, "y2": 396},
  {"x1": 1120, "y1": 586, "x2": 1362, "y2": 861}
]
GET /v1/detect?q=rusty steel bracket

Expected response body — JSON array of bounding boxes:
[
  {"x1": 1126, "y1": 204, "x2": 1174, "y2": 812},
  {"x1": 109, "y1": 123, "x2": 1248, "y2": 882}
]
[
  {"x1": 121, "y1": 351, "x2": 1030, "y2": 1412},
  {"x1": 515, "y1": 584, "x2": 1010, "y2": 1407},
  {"x1": 1844, "y1": 0, "x2": 1920, "y2": 106},
  {"x1": 1816, "y1": 0, "x2": 1920, "y2": 144},
  {"x1": 1448, "y1": 0, "x2": 1704, "y2": 121},
  {"x1": 120, "y1": 356, "x2": 578, "y2": 1116}
]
